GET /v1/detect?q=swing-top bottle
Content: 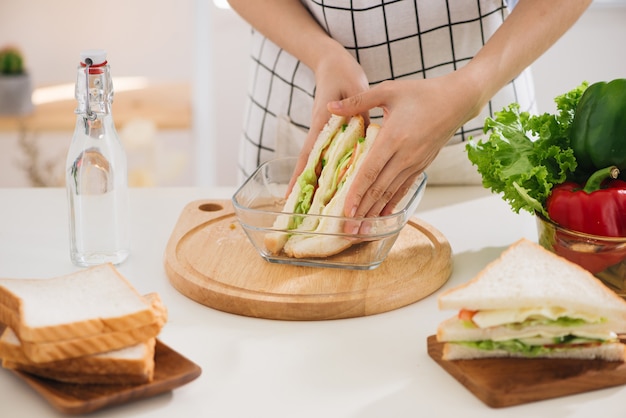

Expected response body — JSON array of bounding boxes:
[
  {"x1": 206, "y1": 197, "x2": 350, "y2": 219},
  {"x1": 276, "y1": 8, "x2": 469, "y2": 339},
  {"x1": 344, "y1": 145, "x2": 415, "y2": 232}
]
[{"x1": 66, "y1": 50, "x2": 130, "y2": 266}]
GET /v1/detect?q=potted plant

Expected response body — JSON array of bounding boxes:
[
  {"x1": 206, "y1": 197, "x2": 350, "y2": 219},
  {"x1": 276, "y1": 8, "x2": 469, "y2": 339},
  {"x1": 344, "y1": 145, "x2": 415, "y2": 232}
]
[{"x1": 0, "y1": 46, "x2": 33, "y2": 115}]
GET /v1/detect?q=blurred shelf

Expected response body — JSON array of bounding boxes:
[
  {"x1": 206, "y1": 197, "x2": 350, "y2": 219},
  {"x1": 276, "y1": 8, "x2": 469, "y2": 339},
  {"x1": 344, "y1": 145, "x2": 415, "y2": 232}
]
[{"x1": 0, "y1": 81, "x2": 191, "y2": 132}]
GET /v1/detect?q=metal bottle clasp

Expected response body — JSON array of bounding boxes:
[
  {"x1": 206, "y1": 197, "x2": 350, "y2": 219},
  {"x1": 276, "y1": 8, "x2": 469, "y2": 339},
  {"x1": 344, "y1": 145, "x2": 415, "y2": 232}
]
[{"x1": 84, "y1": 58, "x2": 97, "y2": 122}]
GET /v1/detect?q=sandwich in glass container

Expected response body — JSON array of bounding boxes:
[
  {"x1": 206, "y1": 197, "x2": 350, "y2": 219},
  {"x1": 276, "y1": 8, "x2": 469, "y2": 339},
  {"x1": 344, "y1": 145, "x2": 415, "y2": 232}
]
[{"x1": 233, "y1": 115, "x2": 427, "y2": 270}]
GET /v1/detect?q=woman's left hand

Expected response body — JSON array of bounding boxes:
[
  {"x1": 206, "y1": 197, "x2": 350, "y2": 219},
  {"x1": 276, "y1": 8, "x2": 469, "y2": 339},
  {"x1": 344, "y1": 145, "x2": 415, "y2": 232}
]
[{"x1": 328, "y1": 69, "x2": 483, "y2": 219}]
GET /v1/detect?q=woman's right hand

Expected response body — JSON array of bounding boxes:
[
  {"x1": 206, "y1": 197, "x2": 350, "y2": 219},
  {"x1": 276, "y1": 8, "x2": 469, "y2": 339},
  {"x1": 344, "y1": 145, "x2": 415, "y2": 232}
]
[{"x1": 287, "y1": 43, "x2": 370, "y2": 192}]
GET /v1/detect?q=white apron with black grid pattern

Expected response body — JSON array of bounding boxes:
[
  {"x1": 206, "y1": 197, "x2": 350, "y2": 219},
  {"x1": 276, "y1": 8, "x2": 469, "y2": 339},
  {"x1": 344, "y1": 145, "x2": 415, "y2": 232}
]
[{"x1": 237, "y1": 0, "x2": 535, "y2": 185}]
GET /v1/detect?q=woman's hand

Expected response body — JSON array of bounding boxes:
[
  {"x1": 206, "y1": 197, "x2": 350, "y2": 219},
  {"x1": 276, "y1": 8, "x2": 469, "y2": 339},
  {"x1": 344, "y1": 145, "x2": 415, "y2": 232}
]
[
  {"x1": 328, "y1": 69, "x2": 483, "y2": 218},
  {"x1": 325, "y1": 0, "x2": 593, "y2": 219},
  {"x1": 287, "y1": 45, "x2": 370, "y2": 192}
]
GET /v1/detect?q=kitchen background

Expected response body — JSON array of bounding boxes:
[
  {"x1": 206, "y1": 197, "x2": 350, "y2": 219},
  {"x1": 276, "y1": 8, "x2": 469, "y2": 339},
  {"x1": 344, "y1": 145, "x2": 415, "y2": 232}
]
[{"x1": 0, "y1": 0, "x2": 624, "y2": 188}]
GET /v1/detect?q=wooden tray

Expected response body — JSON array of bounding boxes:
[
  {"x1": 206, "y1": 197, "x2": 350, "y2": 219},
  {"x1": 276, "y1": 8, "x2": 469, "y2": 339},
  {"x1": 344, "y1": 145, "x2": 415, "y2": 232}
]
[
  {"x1": 427, "y1": 335, "x2": 626, "y2": 408},
  {"x1": 1, "y1": 322, "x2": 202, "y2": 415},
  {"x1": 164, "y1": 200, "x2": 452, "y2": 321}
]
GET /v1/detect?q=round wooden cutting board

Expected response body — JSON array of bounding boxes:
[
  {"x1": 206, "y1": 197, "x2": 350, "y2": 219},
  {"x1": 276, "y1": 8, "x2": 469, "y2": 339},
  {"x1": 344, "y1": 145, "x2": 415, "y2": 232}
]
[{"x1": 164, "y1": 200, "x2": 452, "y2": 320}]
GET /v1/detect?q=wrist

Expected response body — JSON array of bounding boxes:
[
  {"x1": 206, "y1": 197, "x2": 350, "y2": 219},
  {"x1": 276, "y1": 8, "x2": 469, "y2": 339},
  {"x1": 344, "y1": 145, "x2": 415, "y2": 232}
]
[
  {"x1": 307, "y1": 37, "x2": 351, "y2": 74},
  {"x1": 448, "y1": 64, "x2": 492, "y2": 123}
]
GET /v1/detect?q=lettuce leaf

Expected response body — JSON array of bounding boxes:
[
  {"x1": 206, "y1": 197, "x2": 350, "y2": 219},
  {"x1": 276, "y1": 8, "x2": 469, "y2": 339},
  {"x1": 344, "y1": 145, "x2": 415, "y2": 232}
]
[
  {"x1": 466, "y1": 83, "x2": 588, "y2": 217},
  {"x1": 290, "y1": 167, "x2": 318, "y2": 229},
  {"x1": 456, "y1": 335, "x2": 605, "y2": 357}
]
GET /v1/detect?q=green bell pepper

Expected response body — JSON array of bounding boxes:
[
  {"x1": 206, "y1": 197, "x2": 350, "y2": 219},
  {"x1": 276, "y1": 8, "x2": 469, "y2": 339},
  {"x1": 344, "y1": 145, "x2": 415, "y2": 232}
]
[{"x1": 570, "y1": 78, "x2": 626, "y2": 176}]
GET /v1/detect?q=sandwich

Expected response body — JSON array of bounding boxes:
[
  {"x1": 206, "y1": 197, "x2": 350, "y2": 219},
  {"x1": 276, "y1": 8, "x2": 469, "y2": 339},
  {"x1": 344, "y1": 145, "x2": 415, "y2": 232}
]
[
  {"x1": 436, "y1": 238, "x2": 626, "y2": 361},
  {"x1": 265, "y1": 114, "x2": 379, "y2": 258}
]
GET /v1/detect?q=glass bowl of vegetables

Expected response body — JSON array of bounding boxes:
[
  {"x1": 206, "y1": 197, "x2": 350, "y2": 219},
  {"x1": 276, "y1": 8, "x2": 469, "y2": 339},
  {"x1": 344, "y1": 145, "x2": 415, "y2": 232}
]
[
  {"x1": 466, "y1": 77, "x2": 626, "y2": 298},
  {"x1": 536, "y1": 165, "x2": 626, "y2": 296},
  {"x1": 536, "y1": 212, "x2": 626, "y2": 297}
]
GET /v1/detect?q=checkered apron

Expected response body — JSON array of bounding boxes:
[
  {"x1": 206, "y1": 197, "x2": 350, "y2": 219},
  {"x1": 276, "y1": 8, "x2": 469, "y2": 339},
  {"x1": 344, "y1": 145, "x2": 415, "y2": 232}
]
[{"x1": 237, "y1": 0, "x2": 535, "y2": 184}]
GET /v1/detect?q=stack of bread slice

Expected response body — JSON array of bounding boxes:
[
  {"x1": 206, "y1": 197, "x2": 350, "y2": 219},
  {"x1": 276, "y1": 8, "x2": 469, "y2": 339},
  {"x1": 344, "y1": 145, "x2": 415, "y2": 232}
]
[{"x1": 0, "y1": 263, "x2": 167, "y2": 385}]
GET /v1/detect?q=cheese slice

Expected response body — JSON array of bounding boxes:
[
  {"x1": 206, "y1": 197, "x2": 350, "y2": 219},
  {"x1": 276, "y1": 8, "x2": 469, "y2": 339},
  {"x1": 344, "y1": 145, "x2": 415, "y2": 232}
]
[
  {"x1": 472, "y1": 306, "x2": 604, "y2": 328},
  {"x1": 489, "y1": 325, "x2": 616, "y2": 342},
  {"x1": 437, "y1": 316, "x2": 617, "y2": 343}
]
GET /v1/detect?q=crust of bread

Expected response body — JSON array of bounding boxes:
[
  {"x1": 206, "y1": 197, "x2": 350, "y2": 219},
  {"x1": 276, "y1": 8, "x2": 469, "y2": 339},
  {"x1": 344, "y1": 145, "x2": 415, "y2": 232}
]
[
  {"x1": 3, "y1": 357, "x2": 155, "y2": 385},
  {"x1": 0, "y1": 264, "x2": 159, "y2": 343},
  {"x1": 441, "y1": 341, "x2": 626, "y2": 362},
  {"x1": 2, "y1": 337, "x2": 156, "y2": 384},
  {"x1": 3, "y1": 365, "x2": 153, "y2": 385},
  {"x1": 437, "y1": 239, "x2": 626, "y2": 329},
  {"x1": 16, "y1": 321, "x2": 161, "y2": 363},
  {"x1": 284, "y1": 235, "x2": 355, "y2": 259}
]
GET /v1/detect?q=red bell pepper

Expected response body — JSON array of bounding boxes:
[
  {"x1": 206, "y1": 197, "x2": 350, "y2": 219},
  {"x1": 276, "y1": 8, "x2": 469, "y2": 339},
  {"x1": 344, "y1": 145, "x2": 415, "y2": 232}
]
[{"x1": 546, "y1": 166, "x2": 626, "y2": 273}]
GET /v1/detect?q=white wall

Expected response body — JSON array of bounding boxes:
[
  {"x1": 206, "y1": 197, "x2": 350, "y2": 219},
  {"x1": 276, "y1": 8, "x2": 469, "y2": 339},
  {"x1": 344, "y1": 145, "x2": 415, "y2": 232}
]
[
  {"x1": 532, "y1": 2, "x2": 626, "y2": 113},
  {"x1": 0, "y1": 0, "x2": 194, "y2": 84},
  {"x1": 0, "y1": 1, "x2": 624, "y2": 187}
]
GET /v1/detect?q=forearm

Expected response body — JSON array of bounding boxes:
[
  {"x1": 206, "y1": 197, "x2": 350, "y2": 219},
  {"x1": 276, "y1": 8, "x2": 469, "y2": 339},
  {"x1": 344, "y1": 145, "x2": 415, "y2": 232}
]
[
  {"x1": 463, "y1": 0, "x2": 592, "y2": 113},
  {"x1": 227, "y1": 0, "x2": 345, "y2": 71}
]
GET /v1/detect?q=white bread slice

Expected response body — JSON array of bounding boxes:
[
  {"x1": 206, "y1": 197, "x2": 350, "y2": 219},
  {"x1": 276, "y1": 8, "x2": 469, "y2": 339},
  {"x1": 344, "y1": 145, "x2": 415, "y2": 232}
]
[
  {"x1": 0, "y1": 264, "x2": 160, "y2": 344},
  {"x1": 264, "y1": 114, "x2": 348, "y2": 255},
  {"x1": 0, "y1": 273, "x2": 167, "y2": 363},
  {"x1": 0, "y1": 322, "x2": 159, "y2": 363},
  {"x1": 6, "y1": 292, "x2": 165, "y2": 364},
  {"x1": 284, "y1": 123, "x2": 379, "y2": 258},
  {"x1": 437, "y1": 239, "x2": 626, "y2": 331},
  {"x1": 14, "y1": 321, "x2": 161, "y2": 364},
  {"x1": 0, "y1": 298, "x2": 162, "y2": 363},
  {"x1": 442, "y1": 341, "x2": 626, "y2": 361},
  {"x1": 1, "y1": 327, "x2": 156, "y2": 384}
]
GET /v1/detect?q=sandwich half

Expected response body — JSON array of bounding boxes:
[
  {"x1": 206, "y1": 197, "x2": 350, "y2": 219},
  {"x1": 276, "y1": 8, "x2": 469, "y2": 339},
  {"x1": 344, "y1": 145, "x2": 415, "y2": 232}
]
[
  {"x1": 437, "y1": 238, "x2": 626, "y2": 361},
  {"x1": 265, "y1": 114, "x2": 379, "y2": 258}
]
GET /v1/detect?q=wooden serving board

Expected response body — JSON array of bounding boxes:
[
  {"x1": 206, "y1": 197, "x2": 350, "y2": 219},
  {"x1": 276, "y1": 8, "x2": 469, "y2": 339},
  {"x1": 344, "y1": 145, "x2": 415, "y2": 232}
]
[
  {"x1": 427, "y1": 335, "x2": 626, "y2": 408},
  {"x1": 0, "y1": 323, "x2": 201, "y2": 415},
  {"x1": 164, "y1": 200, "x2": 452, "y2": 320}
]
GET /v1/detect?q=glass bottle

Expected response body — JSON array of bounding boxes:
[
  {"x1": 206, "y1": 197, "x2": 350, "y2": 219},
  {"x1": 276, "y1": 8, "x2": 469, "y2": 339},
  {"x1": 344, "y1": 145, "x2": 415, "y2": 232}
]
[{"x1": 66, "y1": 50, "x2": 130, "y2": 266}]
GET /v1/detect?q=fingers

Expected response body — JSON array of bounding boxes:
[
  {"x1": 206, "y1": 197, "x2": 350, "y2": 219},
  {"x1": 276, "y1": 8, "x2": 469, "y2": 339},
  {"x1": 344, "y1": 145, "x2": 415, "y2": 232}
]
[
  {"x1": 342, "y1": 114, "x2": 433, "y2": 219},
  {"x1": 367, "y1": 166, "x2": 417, "y2": 217},
  {"x1": 381, "y1": 173, "x2": 422, "y2": 216},
  {"x1": 343, "y1": 133, "x2": 395, "y2": 218},
  {"x1": 346, "y1": 151, "x2": 414, "y2": 219},
  {"x1": 327, "y1": 84, "x2": 389, "y2": 125},
  {"x1": 342, "y1": 171, "x2": 418, "y2": 235}
]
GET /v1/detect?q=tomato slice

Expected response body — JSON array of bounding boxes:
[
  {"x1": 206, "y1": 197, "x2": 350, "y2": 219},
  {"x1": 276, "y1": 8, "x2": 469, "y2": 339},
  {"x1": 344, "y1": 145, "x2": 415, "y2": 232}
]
[{"x1": 458, "y1": 309, "x2": 477, "y2": 322}]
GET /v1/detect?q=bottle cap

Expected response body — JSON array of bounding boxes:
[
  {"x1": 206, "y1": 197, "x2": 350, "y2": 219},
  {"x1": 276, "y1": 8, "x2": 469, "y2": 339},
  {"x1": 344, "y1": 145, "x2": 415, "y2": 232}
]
[{"x1": 80, "y1": 49, "x2": 107, "y2": 66}]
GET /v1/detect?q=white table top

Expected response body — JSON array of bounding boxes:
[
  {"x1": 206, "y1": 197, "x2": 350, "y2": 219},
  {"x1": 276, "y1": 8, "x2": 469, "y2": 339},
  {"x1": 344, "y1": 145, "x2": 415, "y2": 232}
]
[{"x1": 0, "y1": 185, "x2": 623, "y2": 417}]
